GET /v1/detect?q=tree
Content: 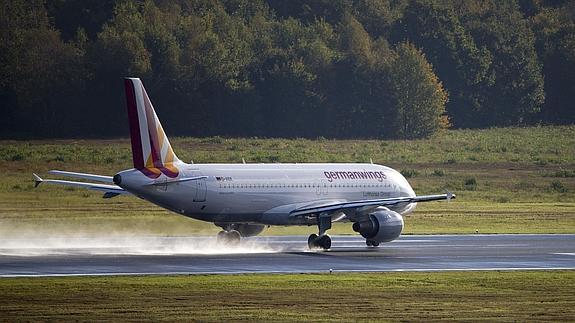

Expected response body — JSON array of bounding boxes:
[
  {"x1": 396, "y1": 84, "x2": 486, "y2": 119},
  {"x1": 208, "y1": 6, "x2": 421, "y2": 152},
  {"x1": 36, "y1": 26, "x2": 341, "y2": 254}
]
[
  {"x1": 0, "y1": 0, "x2": 86, "y2": 137},
  {"x1": 388, "y1": 42, "x2": 449, "y2": 139},
  {"x1": 255, "y1": 18, "x2": 335, "y2": 137},
  {"x1": 530, "y1": 4, "x2": 575, "y2": 124},
  {"x1": 2, "y1": 0, "x2": 572, "y2": 139},
  {"x1": 456, "y1": 0, "x2": 545, "y2": 127},
  {"x1": 392, "y1": 0, "x2": 492, "y2": 128},
  {"x1": 326, "y1": 15, "x2": 391, "y2": 138}
]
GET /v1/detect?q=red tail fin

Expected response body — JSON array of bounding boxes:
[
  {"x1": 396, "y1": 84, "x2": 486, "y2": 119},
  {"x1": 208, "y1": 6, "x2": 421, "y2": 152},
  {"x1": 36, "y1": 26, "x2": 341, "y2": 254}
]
[{"x1": 124, "y1": 78, "x2": 180, "y2": 178}]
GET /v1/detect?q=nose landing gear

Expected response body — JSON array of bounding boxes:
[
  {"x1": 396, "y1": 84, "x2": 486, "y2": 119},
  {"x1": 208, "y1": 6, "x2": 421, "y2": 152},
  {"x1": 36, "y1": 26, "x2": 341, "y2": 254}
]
[
  {"x1": 217, "y1": 230, "x2": 241, "y2": 245},
  {"x1": 366, "y1": 239, "x2": 380, "y2": 247}
]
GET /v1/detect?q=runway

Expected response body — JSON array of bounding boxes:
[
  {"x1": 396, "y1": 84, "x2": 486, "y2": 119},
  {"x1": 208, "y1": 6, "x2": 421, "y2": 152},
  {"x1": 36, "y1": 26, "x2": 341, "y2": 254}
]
[{"x1": 1, "y1": 234, "x2": 574, "y2": 277}]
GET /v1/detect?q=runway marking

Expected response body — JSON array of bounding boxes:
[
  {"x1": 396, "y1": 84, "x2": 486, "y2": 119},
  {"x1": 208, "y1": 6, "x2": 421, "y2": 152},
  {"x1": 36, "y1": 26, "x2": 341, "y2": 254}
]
[{"x1": 554, "y1": 253, "x2": 575, "y2": 256}]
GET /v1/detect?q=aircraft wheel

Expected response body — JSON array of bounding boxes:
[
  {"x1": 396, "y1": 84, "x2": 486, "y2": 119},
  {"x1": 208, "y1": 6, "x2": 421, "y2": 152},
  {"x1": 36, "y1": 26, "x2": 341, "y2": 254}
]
[
  {"x1": 308, "y1": 234, "x2": 319, "y2": 249},
  {"x1": 217, "y1": 230, "x2": 241, "y2": 246},
  {"x1": 308, "y1": 234, "x2": 331, "y2": 250},
  {"x1": 226, "y1": 230, "x2": 241, "y2": 245},
  {"x1": 317, "y1": 234, "x2": 331, "y2": 250},
  {"x1": 366, "y1": 239, "x2": 380, "y2": 247}
]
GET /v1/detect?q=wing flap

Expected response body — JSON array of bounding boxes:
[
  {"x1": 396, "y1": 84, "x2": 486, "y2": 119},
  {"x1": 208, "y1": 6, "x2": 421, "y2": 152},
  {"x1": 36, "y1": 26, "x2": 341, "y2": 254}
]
[{"x1": 289, "y1": 192, "x2": 455, "y2": 217}]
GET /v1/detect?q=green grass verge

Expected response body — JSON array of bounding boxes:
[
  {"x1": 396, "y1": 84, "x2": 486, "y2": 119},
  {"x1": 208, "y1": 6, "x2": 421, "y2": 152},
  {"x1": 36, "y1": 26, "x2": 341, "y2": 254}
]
[
  {"x1": 1, "y1": 271, "x2": 574, "y2": 321},
  {"x1": 1, "y1": 126, "x2": 574, "y2": 235},
  {"x1": 2, "y1": 126, "x2": 574, "y2": 165}
]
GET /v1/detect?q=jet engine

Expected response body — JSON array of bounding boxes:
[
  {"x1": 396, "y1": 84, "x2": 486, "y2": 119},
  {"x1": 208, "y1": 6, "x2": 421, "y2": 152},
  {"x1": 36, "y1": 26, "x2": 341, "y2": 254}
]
[{"x1": 352, "y1": 208, "x2": 404, "y2": 245}]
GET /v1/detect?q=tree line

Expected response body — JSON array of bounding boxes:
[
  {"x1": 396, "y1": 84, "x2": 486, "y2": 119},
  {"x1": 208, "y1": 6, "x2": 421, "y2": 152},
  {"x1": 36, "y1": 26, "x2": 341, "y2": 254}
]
[{"x1": 1, "y1": 0, "x2": 573, "y2": 139}]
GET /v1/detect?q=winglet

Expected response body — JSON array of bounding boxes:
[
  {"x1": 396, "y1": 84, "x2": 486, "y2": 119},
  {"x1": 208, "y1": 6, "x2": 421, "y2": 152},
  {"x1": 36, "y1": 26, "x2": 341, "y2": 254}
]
[{"x1": 32, "y1": 173, "x2": 43, "y2": 188}]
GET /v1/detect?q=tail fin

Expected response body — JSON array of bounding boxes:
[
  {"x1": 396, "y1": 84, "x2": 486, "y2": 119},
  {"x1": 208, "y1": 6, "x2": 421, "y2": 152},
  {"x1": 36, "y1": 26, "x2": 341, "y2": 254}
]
[{"x1": 124, "y1": 78, "x2": 180, "y2": 178}]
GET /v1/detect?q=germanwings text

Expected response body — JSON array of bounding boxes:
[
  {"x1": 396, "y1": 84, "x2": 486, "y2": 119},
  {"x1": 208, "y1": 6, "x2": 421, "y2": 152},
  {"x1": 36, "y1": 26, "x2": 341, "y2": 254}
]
[{"x1": 324, "y1": 170, "x2": 387, "y2": 182}]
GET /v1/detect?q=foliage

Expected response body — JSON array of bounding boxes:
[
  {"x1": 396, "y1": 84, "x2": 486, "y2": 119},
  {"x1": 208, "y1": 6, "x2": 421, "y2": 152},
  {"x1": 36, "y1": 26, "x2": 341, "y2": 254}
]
[
  {"x1": 400, "y1": 168, "x2": 419, "y2": 178},
  {"x1": 530, "y1": 3, "x2": 575, "y2": 124},
  {"x1": 0, "y1": 0, "x2": 573, "y2": 139},
  {"x1": 549, "y1": 180, "x2": 568, "y2": 193},
  {"x1": 464, "y1": 177, "x2": 477, "y2": 190},
  {"x1": 456, "y1": 1, "x2": 545, "y2": 127},
  {"x1": 388, "y1": 42, "x2": 449, "y2": 138}
]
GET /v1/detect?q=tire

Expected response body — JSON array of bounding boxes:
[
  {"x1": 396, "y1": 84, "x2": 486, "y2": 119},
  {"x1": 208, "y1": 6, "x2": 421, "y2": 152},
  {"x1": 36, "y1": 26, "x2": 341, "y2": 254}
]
[
  {"x1": 366, "y1": 239, "x2": 380, "y2": 247},
  {"x1": 308, "y1": 234, "x2": 319, "y2": 249},
  {"x1": 217, "y1": 230, "x2": 241, "y2": 246},
  {"x1": 226, "y1": 230, "x2": 241, "y2": 245},
  {"x1": 217, "y1": 231, "x2": 227, "y2": 243},
  {"x1": 317, "y1": 234, "x2": 331, "y2": 250}
]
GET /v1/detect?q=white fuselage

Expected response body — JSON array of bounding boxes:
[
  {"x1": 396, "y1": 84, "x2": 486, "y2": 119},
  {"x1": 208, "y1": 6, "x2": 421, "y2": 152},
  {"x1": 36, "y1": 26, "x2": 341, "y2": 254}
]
[{"x1": 116, "y1": 162, "x2": 417, "y2": 226}]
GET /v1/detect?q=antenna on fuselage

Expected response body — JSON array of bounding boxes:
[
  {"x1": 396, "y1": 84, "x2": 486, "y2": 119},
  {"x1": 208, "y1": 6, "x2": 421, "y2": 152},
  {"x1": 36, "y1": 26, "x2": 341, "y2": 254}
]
[
  {"x1": 370, "y1": 158, "x2": 373, "y2": 164},
  {"x1": 242, "y1": 158, "x2": 246, "y2": 164}
]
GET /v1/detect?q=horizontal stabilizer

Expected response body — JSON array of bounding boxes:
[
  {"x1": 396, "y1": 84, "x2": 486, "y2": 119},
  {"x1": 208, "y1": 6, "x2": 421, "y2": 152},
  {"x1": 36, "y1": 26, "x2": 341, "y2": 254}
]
[
  {"x1": 32, "y1": 173, "x2": 129, "y2": 198},
  {"x1": 32, "y1": 173, "x2": 43, "y2": 188},
  {"x1": 48, "y1": 170, "x2": 114, "y2": 183}
]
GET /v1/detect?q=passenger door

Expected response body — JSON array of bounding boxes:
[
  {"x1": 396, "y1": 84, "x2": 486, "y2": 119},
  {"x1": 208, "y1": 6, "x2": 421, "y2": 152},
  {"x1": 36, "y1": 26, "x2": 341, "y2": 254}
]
[{"x1": 194, "y1": 178, "x2": 207, "y2": 202}]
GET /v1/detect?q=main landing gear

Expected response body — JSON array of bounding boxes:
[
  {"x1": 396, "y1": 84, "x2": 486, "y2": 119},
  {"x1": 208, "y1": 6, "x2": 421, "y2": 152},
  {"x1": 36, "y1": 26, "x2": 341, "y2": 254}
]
[
  {"x1": 217, "y1": 230, "x2": 241, "y2": 245},
  {"x1": 308, "y1": 213, "x2": 332, "y2": 250},
  {"x1": 308, "y1": 233, "x2": 331, "y2": 250}
]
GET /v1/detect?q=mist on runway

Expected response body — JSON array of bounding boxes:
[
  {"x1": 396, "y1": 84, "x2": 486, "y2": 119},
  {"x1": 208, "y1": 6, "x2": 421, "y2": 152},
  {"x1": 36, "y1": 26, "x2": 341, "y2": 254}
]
[
  {"x1": 0, "y1": 235, "x2": 287, "y2": 256},
  {"x1": 2, "y1": 235, "x2": 574, "y2": 277}
]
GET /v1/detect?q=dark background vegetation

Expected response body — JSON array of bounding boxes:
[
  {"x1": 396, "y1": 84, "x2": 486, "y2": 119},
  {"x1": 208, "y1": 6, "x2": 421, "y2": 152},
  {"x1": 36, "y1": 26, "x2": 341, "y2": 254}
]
[{"x1": 1, "y1": 0, "x2": 573, "y2": 139}]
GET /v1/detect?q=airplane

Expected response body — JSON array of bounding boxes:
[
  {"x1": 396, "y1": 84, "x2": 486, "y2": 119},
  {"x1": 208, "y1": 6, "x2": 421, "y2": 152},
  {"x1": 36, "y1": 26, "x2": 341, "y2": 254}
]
[{"x1": 33, "y1": 78, "x2": 455, "y2": 250}]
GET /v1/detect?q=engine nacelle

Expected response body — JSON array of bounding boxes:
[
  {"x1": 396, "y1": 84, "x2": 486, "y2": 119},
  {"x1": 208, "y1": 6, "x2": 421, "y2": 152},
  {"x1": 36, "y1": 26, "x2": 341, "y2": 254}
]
[
  {"x1": 227, "y1": 223, "x2": 266, "y2": 237},
  {"x1": 352, "y1": 208, "x2": 404, "y2": 243}
]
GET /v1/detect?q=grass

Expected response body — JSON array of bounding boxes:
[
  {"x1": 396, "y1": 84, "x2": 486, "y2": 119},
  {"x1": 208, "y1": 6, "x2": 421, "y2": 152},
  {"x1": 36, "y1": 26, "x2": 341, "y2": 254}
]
[
  {"x1": 0, "y1": 271, "x2": 574, "y2": 321},
  {"x1": 0, "y1": 125, "x2": 574, "y2": 236},
  {"x1": 2, "y1": 125, "x2": 574, "y2": 165},
  {"x1": 1, "y1": 127, "x2": 574, "y2": 322}
]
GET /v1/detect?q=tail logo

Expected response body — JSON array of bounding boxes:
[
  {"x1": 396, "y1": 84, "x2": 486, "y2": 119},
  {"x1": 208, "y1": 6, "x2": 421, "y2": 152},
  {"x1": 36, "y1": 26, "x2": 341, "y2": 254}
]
[{"x1": 124, "y1": 78, "x2": 179, "y2": 179}]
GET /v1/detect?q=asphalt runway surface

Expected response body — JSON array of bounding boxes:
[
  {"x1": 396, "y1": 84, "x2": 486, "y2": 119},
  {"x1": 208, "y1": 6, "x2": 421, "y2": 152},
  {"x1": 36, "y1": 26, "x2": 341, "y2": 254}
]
[{"x1": 0, "y1": 234, "x2": 574, "y2": 277}]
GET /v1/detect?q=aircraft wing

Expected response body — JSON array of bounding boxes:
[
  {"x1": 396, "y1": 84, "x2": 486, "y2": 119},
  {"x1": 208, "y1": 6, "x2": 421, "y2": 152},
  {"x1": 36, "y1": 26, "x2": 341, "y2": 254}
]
[
  {"x1": 289, "y1": 192, "x2": 455, "y2": 217},
  {"x1": 33, "y1": 173, "x2": 129, "y2": 199}
]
